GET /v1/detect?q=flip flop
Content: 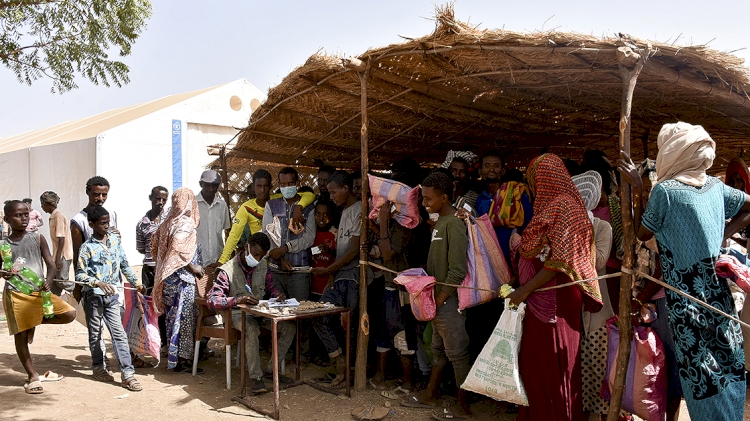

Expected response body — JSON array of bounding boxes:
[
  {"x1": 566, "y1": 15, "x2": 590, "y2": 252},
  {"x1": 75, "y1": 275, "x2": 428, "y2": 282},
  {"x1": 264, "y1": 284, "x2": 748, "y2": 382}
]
[
  {"x1": 40, "y1": 370, "x2": 64, "y2": 382},
  {"x1": 351, "y1": 406, "x2": 390, "y2": 420},
  {"x1": 401, "y1": 395, "x2": 440, "y2": 409},
  {"x1": 381, "y1": 385, "x2": 410, "y2": 400},
  {"x1": 431, "y1": 407, "x2": 473, "y2": 420},
  {"x1": 24, "y1": 380, "x2": 44, "y2": 394}
]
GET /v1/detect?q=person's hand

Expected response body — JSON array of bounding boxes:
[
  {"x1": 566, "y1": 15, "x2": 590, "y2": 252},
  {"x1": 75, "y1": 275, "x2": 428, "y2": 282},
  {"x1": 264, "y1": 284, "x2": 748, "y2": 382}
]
[
  {"x1": 43, "y1": 278, "x2": 52, "y2": 292},
  {"x1": 311, "y1": 267, "x2": 329, "y2": 276},
  {"x1": 435, "y1": 290, "x2": 450, "y2": 307},
  {"x1": 280, "y1": 259, "x2": 294, "y2": 272},
  {"x1": 237, "y1": 295, "x2": 259, "y2": 306},
  {"x1": 0, "y1": 269, "x2": 12, "y2": 279},
  {"x1": 508, "y1": 286, "x2": 529, "y2": 307},
  {"x1": 109, "y1": 227, "x2": 121, "y2": 238},
  {"x1": 317, "y1": 242, "x2": 330, "y2": 253},
  {"x1": 96, "y1": 282, "x2": 116, "y2": 296},
  {"x1": 136, "y1": 284, "x2": 146, "y2": 294},
  {"x1": 187, "y1": 264, "x2": 205, "y2": 278},
  {"x1": 379, "y1": 201, "x2": 393, "y2": 227},
  {"x1": 55, "y1": 257, "x2": 63, "y2": 271},
  {"x1": 616, "y1": 151, "x2": 643, "y2": 194},
  {"x1": 276, "y1": 292, "x2": 287, "y2": 302},
  {"x1": 206, "y1": 262, "x2": 221, "y2": 269},
  {"x1": 454, "y1": 208, "x2": 471, "y2": 221},
  {"x1": 73, "y1": 284, "x2": 82, "y2": 302},
  {"x1": 292, "y1": 205, "x2": 305, "y2": 227},
  {"x1": 268, "y1": 247, "x2": 287, "y2": 260}
]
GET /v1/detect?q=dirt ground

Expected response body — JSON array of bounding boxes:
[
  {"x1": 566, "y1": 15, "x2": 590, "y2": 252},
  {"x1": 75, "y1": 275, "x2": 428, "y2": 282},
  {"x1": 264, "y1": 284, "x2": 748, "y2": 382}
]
[{"x1": 0, "y1": 286, "x2": 748, "y2": 421}]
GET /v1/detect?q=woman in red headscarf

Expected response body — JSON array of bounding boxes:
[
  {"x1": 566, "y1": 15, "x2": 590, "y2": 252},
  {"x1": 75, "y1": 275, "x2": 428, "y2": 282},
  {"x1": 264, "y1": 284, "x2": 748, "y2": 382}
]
[
  {"x1": 152, "y1": 187, "x2": 205, "y2": 372},
  {"x1": 509, "y1": 154, "x2": 603, "y2": 421}
]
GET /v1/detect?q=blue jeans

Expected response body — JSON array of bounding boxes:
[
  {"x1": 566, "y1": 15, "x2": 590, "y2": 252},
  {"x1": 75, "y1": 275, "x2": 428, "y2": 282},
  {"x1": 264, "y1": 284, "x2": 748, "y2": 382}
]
[
  {"x1": 313, "y1": 279, "x2": 358, "y2": 357},
  {"x1": 83, "y1": 290, "x2": 134, "y2": 379}
]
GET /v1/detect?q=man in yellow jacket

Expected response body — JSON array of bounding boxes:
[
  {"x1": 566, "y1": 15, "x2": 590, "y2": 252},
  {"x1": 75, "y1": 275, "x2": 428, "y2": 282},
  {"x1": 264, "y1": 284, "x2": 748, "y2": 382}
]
[{"x1": 219, "y1": 169, "x2": 315, "y2": 264}]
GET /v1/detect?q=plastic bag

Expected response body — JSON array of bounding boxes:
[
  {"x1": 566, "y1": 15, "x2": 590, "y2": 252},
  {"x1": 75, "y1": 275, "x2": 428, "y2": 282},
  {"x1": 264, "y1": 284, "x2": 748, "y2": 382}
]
[
  {"x1": 461, "y1": 299, "x2": 528, "y2": 406},
  {"x1": 394, "y1": 268, "x2": 436, "y2": 322},
  {"x1": 459, "y1": 215, "x2": 512, "y2": 310},
  {"x1": 123, "y1": 288, "x2": 161, "y2": 364},
  {"x1": 602, "y1": 317, "x2": 666, "y2": 421}
]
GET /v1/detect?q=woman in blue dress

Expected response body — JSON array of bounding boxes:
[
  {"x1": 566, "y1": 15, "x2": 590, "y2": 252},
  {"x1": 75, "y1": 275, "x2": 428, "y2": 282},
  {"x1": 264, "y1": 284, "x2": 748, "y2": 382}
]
[{"x1": 618, "y1": 122, "x2": 749, "y2": 421}]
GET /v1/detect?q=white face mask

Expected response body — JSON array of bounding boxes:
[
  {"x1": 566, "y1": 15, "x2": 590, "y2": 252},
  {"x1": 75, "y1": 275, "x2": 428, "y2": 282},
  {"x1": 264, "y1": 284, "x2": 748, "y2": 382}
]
[
  {"x1": 280, "y1": 186, "x2": 297, "y2": 199},
  {"x1": 244, "y1": 252, "x2": 260, "y2": 268}
]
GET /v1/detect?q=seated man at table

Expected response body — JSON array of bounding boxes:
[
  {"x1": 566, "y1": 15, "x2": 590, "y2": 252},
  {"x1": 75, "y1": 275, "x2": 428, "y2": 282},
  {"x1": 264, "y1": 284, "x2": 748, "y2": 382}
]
[{"x1": 206, "y1": 232, "x2": 296, "y2": 394}]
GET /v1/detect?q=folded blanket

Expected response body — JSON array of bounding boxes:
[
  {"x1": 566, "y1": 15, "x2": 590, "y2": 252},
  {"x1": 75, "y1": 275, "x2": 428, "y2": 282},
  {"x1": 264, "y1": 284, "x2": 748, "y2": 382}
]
[{"x1": 368, "y1": 175, "x2": 420, "y2": 229}]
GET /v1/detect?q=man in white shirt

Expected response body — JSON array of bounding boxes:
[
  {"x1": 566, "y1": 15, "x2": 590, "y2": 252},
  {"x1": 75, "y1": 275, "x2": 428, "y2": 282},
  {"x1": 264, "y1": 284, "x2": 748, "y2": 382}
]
[{"x1": 196, "y1": 170, "x2": 231, "y2": 266}]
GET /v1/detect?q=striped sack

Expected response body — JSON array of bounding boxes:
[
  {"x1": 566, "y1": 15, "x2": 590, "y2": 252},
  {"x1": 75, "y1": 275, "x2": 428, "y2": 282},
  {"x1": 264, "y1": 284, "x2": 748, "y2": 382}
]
[
  {"x1": 394, "y1": 268, "x2": 437, "y2": 322},
  {"x1": 368, "y1": 175, "x2": 420, "y2": 229},
  {"x1": 459, "y1": 214, "x2": 513, "y2": 310}
]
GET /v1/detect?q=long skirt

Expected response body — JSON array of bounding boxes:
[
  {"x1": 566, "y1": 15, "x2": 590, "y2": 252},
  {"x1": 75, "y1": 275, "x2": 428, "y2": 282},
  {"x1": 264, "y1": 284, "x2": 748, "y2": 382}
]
[
  {"x1": 517, "y1": 284, "x2": 586, "y2": 421},
  {"x1": 162, "y1": 269, "x2": 198, "y2": 369}
]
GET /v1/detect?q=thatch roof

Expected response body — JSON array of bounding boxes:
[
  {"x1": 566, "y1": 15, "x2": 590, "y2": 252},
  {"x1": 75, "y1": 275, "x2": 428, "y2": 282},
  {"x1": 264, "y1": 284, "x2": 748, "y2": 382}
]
[{"x1": 224, "y1": 5, "x2": 750, "y2": 173}]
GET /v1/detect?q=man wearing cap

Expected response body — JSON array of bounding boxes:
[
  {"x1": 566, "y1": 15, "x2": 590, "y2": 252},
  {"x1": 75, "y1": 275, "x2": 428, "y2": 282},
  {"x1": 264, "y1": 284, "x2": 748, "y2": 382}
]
[
  {"x1": 40, "y1": 191, "x2": 75, "y2": 295},
  {"x1": 196, "y1": 170, "x2": 231, "y2": 266}
]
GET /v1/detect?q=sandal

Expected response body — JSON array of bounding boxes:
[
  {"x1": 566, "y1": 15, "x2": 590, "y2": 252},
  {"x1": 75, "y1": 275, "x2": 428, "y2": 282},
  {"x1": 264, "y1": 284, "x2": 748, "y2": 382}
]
[
  {"x1": 40, "y1": 370, "x2": 64, "y2": 382},
  {"x1": 24, "y1": 380, "x2": 44, "y2": 394},
  {"x1": 122, "y1": 377, "x2": 143, "y2": 392},
  {"x1": 351, "y1": 406, "x2": 390, "y2": 420},
  {"x1": 92, "y1": 370, "x2": 115, "y2": 382},
  {"x1": 381, "y1": 385, "x2": 410, "y2": 400}
]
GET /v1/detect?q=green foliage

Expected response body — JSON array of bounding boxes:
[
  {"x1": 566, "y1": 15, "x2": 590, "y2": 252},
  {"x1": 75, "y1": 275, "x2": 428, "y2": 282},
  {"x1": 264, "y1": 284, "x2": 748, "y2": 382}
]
[{"x1": 0, "y1": 0, "x2": 152, "y2": 93}]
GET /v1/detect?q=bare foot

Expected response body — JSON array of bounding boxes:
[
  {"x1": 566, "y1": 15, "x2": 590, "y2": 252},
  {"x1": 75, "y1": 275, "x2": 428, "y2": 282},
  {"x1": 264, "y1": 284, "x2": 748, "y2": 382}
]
[
  {"x1": 330, "y1": 374, "x2": 346, "y2": 387},
  {"x1": 415, "y1": 390, "x2": 440, "y2": 407}
]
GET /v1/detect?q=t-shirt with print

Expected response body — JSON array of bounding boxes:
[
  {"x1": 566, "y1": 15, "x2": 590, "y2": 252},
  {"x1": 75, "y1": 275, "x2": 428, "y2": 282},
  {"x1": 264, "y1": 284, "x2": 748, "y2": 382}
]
[
  {"x1": 310, "y1": 228, "x2": 336, "y2": 294},
  {"x1": 334, "y1": 202, "x2": 362, "y2": 282}
]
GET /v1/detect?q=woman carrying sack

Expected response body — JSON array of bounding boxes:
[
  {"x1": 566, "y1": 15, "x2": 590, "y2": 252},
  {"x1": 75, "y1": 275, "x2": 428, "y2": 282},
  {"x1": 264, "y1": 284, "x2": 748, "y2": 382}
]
[{"x1": 508, "y1": 154, "x2": 603, "y2": 421}]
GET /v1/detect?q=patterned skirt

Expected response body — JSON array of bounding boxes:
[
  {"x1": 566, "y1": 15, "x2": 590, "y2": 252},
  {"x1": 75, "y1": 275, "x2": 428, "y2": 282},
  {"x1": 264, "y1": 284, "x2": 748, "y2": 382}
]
[{"x1": 162, "y1": 269, "x2": 198, "y2": 369}]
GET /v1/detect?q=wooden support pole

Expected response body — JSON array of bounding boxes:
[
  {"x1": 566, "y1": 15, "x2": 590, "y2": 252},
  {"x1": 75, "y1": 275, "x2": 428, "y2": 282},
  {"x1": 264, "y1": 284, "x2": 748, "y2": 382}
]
[
  {"x1": 219, "y1": 146, "x2": 232, "y2": 209},
  {"x1": 354, "y1": 61, "x2": 371, "y2": 392},
  {"x1": 607, "y1": 46, "x2": 645, "y2": 421}
]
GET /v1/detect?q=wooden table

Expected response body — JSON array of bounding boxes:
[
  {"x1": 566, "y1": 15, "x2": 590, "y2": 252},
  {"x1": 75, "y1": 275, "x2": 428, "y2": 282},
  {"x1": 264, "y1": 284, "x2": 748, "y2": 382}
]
[{"x1": 232, "y1": 304, "x2": 351, "y2": 420}]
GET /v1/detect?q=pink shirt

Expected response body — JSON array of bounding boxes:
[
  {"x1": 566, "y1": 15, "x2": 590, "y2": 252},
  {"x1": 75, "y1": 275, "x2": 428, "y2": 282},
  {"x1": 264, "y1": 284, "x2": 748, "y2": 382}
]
[{"x1": 26, "y1": 209, "x2": 43, "y2": 232}]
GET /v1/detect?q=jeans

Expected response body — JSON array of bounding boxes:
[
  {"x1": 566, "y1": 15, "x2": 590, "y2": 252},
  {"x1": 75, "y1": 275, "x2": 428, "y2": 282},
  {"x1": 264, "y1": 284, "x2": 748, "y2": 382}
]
[
  {"x1": 231, "y1": 313, "x2": 296, "y2": 380},
  {"x1": 312, "y1": 279, "x2": 358, "y2": 357},
  {"x1": 431, "y1": 294, "x2": 471, "y2": 385},
  {"x1": 83, "y1": 290, "x2": 135, "y2": 379},
  {"x1": 272, "y1": 272, "x2": 310, "y2": 301}
]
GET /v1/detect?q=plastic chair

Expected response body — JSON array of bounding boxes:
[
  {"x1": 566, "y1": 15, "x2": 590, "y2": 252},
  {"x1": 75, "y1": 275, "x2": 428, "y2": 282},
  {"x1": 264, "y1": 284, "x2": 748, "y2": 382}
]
[{"x1": 192, "y1": 266, "x2": 241, "y2": 389}]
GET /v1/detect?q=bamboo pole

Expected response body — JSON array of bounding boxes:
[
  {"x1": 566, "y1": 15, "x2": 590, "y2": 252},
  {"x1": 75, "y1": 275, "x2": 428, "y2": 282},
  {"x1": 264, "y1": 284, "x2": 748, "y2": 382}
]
[
  {"x1": 354, "y1": 60, "x2": 371, "y2": 392},
  {"x1": 607, "y1": 46, "x2": 645, "y2": 421}
]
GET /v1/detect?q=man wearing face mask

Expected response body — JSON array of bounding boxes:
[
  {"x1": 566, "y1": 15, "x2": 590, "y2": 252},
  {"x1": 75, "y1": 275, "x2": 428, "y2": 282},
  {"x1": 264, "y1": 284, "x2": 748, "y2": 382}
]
[
  {"x1": 206, "y1": 232, "x2": 295, "y2": 393},
  {"x1": 262, "y1": 167, "x2": 316, "y2": 301}
]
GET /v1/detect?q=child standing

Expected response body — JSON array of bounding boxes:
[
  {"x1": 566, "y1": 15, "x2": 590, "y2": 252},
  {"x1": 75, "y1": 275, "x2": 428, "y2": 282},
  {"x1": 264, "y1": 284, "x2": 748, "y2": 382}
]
[
  {"x1": 403, "y1": 171, "x2": 471, "y2": 419},
  {"x1": 39, "y1": 191, "x2": 75, "y2": 295},
  {"x1": 1, "y1": 200, "x2": 75, "y2": 394},
  {"x1": 75, "y1": 206, "x2": 144, "y2": 391},
  {"x1": 310, "y1": 200, "x2": 337, "y2": 299}
]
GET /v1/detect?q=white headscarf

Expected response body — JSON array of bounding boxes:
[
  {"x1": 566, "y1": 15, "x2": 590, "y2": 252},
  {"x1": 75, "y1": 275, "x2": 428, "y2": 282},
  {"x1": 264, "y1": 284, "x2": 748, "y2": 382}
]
[
  {"x1": 656, "y1": 122, "x2": 715, "y2": 187},
  {"x1": 572, "y1": 170, "x2": 602, "y2": 222}
]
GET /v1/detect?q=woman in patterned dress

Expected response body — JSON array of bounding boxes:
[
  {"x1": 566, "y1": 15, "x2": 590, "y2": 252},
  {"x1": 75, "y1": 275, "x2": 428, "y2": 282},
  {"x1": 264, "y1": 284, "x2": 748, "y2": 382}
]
[
  {"x1": 618, "y1": 122, "x2": 750, "y2": 421},
  {"x1": 152, "y1": 187, "x2": 205, "y2": 372}
]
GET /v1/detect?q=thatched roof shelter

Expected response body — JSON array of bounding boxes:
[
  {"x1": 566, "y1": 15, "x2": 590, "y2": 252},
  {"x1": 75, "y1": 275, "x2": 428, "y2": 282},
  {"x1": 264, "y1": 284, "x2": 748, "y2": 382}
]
[{"x1": 222, "y1": 5, "x2": 749, "y2": 176}]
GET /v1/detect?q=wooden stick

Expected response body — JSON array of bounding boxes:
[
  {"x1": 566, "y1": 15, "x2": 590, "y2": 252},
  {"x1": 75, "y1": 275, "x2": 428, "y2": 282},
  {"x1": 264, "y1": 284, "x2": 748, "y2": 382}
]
[
  {"x1": 607, "y1": 46, "x2": 645, "y2": 421},
  {"x1": 219, "y1": 146, "x2": 232, "y2": 213},
  {"x1": 354, "y1": 60, "x2": 371, "y2": 393}
]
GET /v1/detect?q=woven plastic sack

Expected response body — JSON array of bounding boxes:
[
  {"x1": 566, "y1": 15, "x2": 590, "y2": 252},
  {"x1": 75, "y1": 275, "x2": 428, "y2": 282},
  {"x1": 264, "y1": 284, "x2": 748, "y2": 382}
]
[
  {"x1": 394, "y1": 268, "x2": 436, "y2": 321},
  {"x1": 123, "y1": 287, "x2": 161, "y2": 364},
  {"x1": 368, "y1": 175, "x2": 421, "y2": 229},
  {"x1": 602, "y1": 317, "x2": 666, "y2": 421},
  {"x1": 459, "y1": 215, "x2": 512, "y2": 310},
  {"x1": 462, "y1": 299, "x2": 528, "y2": 406}
]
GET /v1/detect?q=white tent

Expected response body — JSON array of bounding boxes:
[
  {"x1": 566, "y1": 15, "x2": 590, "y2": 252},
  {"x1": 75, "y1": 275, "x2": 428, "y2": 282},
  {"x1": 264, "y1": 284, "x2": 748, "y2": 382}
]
[{"x1": 0, "y1": 78, "x2": 265, "y2": 265}]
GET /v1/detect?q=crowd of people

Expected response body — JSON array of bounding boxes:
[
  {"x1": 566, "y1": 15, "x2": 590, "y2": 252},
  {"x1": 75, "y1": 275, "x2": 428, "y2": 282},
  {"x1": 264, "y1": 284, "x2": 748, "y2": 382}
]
[{"x1": 1, "y1": 121, "x2": 749, "y2": 421}]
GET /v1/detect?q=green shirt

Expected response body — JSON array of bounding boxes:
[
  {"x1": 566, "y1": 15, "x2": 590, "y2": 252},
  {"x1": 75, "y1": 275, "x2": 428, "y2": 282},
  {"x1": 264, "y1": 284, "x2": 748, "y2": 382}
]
[{"x1": 426, "y1": 215, "x2": 468, "y2": 296}]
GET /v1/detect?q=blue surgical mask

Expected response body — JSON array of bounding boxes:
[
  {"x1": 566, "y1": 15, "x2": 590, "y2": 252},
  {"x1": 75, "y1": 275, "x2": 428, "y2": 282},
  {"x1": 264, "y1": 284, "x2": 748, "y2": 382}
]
[
  {"x1": 245, "y1": 252, "x2": 260, "y2": 268},
  {"x1": 280, "y1": 186, "x2": 298, "y2": 199}
]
